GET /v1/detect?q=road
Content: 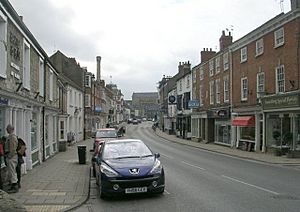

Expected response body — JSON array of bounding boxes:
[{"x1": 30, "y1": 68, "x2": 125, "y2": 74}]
[{"x1": 72, "y1": 122, "x2": 300, "y2": 212}]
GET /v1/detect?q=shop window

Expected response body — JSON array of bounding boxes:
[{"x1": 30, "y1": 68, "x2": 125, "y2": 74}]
[
  {"x1": 240, "y1": 127, "x2": 255, "y2": 141},
  {"x1": 31, "y1": 113, "x2": 37, "y2": 150},
  {"x1": 215, "y1": 123, "x2": 231, "y2": 144},
  {"x1": 267, "y1": 114, "x2": 291, "y2": 147}
]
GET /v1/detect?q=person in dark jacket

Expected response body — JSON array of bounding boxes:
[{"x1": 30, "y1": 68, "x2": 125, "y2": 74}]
[{"x1": 16, "y1": 138, "x2": 26, "y2": 188}]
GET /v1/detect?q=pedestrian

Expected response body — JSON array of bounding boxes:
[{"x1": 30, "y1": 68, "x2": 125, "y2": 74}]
[
  {"x1": 5, "y1": 124, "x2": 19, "y2": 193},
  {"x1": 16, "y1": 137, "x2": 26, "y2": 188}
]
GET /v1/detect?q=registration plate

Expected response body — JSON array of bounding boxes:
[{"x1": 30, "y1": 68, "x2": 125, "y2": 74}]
[{"x1": 125, "y1": 187, "x2": 147, "y2": 194}]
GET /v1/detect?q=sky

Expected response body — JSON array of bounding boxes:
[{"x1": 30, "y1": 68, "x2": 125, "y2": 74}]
[{"x1": 9, "y1": 0, "x2": 291, "y2": 99}]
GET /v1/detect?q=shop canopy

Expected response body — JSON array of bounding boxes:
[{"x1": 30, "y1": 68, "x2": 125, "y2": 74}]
[{"x1": 232, "y1": 116, "x2": 255, "y2": 127}]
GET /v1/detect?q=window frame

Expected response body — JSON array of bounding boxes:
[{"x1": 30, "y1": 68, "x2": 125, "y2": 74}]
[
  {"x1": 199, "y1": 66, "x2": 204, "y2": 80},
  {"x1": 223, "y1": 52, "x2": 229, "y2": 71},
  {"x1": 85, "y1": 94, "x2": 91, "y2": 107},
  {"x1": 215, "y1": 56, "x2": 220, "y2": 74},
  {"x1": 255, "y1": 39, "x2": 264, "y2": 56},
  {"x1": 209, "y1": 80, "x2": 214, "y2": 105},
  {"x1": 209, "y1": 59, "x2": 214, "y2": 77},
  {"x1": 85, "y1": 75, "x2": 91, "y2": 87},
  {"x1": 39, "y1": 58, "x2": 44, "y2": 97},
  {"x1": 215, "y1": 78, "x2": 220, "y2": 104},
  {"x1": 241, "y1": 77, "x2": 248, "y2": 101},
  {"x1": 240, "y1": 46, "x2": 247, "y2": 63},
  {"x1": 274, "y1": 28, "x2": 284, "y2": 48},
  {"x1": 223, "y1": 76, "x2": 229, "y2": 102},
  {"x1": 256, "y1": 72, "x2": 265, "y2": 98},
  {"x1": 23, "y1": 39, "x2": 31, "y2": 90},
  {"x1": 49, "y1": 69, "x2": 53, "y2": 101},
  {"x1": 276, "y1": 65, "x2": 285, "y2": 93},
  {"x1": 0, "y1": 11, "x2": 7, "y2": 79}
]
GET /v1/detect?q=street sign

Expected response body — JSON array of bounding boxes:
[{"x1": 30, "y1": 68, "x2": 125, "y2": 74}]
[{"x1": 188, "y1": 100, "x2": 200, "y2": 108}]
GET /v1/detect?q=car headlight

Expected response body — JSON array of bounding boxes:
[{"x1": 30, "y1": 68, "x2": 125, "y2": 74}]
[
  {"x1": 150, "y1": 159, "x2": 162, "y2": 174},
  {"x1": 100, "y1": 163, "x2": 119, "y2": 177}
]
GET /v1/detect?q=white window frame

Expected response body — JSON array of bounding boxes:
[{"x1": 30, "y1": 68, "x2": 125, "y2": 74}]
[
  {"x1": 276, "y1": 65, "x2": 285, "y2": 93},
  {"x1": 199, "y1": 84, "x2": 203, "y2": 106},
  {"x1": 0, "y1": 11, "x2": 7, "y2": 78},
  {"x1": 85, "y1": 94, "x2": 91, "y2": 107},
  {"x1": 223, "y1": 76, "x2": 229, "y2": 102},
  {"x1": 215, "y1": 56, "x2": 220, "y2": 74},
  {"x1": 199, "y1": 66, "x2": 204, "y2": 80},
  {"x1": 209, "y1": 59, "x2": 214, "y2": 76},
  {"x1": 256, "y1": 39, "x2": 264, "y2": 56},
  {"x1": 193, "y1": 70, "x2": 196, "y2": 83},
  {"x1": 209, "y1": 80, "x2": 214, "y2": 105},
  {"x1": 240, "y1": 46, "x2": 247, "y2": 63},
  {"x1": 39, "y1": 58, "x2": 44, "y2": 97},
  {"x1": 85, "y1": 75, "x2": 91, "y2": 87},
  {"x1": 241, "y1": 77, "x2": 248, "y2": 101},
  {"x1": 186, "y1": 75, "x2": 190, "y2": 88},
  {"x1": 215, "y1": 78, "x2": 220, "y2": 104},
  {"x1": 223, "y1": 52, "x2": 229, "y2": 71},
  {"x1": 257, "y1": 72, "x2": 265, "y2": 98},
  {"x1": 23, "y1": 39, "x2": 31, "y2": 90},
  {"x1": 274, "y1": 28, "x2": 284, "y2": 48},
  {"x1": 49, "y1": 69, "x2": 53, "y2": 101}
]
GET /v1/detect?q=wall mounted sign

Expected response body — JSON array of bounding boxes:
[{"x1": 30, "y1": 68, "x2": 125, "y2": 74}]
[
  {"x1": 262, "y1": 93, "x2": 300, "y2": 110},
  {"x1": 188, "y1": 100, "x2": 200, "y2": 108}
]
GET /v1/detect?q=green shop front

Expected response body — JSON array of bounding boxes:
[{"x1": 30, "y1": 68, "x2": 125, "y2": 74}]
[{"x1": 262, "y1": 92, "x2": 300, "y2": 155}]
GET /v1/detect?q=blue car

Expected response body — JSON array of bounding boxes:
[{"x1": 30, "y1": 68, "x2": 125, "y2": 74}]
[{"x1": 93, "y1": 139, "x2": 165, "y2": 198}]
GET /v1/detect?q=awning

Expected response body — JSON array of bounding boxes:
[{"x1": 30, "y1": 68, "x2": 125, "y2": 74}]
[{"x1": 232, "y1": 116, "x2": 255, "y2": 127}]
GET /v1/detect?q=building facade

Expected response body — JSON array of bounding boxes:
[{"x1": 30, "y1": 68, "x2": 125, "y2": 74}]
[{"x1": 0, "y1": 0, "x2": 59, "y2": 172}]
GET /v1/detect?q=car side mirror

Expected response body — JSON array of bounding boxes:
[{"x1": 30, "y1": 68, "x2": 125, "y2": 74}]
[{"x1": 154, "y1": 153, "x2": 160, "y2": 158}]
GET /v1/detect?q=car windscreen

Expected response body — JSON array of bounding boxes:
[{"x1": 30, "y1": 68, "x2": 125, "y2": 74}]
[
  {"x1": 103, "y1": 141, "x2": 153, "y2": 159},
  {"x1": 96, "y1": 130, "x2": 117, "y2": 138}
]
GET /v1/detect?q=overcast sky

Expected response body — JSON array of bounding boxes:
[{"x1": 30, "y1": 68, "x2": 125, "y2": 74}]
[{"x1": 9, "y1": 0, "x2": 290, "y2": 99}]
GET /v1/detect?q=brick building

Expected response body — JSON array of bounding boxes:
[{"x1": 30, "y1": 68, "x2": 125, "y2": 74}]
[{"x1": 231, "y1": 0, "x2": 300, "y2": 153}]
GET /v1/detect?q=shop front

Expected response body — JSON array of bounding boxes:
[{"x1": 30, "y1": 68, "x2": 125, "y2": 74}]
[
  {"x1": 191, "y1": 112, "x2": 207, "y2": 142},
  {"x1": 208, "y1": 108, "x2": 231, "y2": 146},
  {"x1": 262, "y1": 92, "x2": 300, "y2": 155},
  {"x1": 176, "y1": 114, "x2": 191, "y2": 139},
  {"x1": 231, "y1": 106, "x2": 263, "y2": 152}
]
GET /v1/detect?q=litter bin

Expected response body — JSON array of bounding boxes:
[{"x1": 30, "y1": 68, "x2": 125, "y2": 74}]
[{"x1": 77, "y1": 145, "x2": 86, "y2": 164}]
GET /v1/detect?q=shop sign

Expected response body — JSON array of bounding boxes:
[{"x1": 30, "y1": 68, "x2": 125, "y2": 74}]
[
  {"x1": 168, "y1": 95, "x2": 176, "y2": 104},
  {"x1": 208, "y1": 109, "x2": 229, "y2": 118},
  {"x1": 95, "y1": 106, "x2": 102, "y2": 113},
  {"x1": 0, "y1": 97, "x2": 8, "y2": 105},
  {"x1": 262, "y1": 93, "x2": 300, "y2": 110},
  {"x1": 188, "y1": 100, "x2": 200, "y2": 109}
]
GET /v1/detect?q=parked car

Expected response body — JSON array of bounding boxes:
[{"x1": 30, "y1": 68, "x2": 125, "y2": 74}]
[
  {"x1": 93, "y1": 139, "x2": 165, "y2": 198},
  {"x1": 132, "y1": 119, "x2": 138, "y2": 125},
  {"x1": 92, "y1": 128, "x2": 118, "y2": 177}
]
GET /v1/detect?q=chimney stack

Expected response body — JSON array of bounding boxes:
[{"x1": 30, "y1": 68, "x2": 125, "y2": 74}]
[
  {"x1": 200, "y1": 48, "x2": 216, "y2": 63},
  {"x1": 219, "y1": 30, "x2": 233, "y2": 51},
  {"x1": 96, "y1": 56, "x2": 101, "y2": 81}
]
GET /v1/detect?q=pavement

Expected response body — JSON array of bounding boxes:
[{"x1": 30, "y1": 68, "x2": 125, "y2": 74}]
[
  {"x1": 1, "y1": 128, "x2": 300, "y2": 212},
  {"x1": 1, "y1": 138, "x2": 93, "y2": 212}
]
